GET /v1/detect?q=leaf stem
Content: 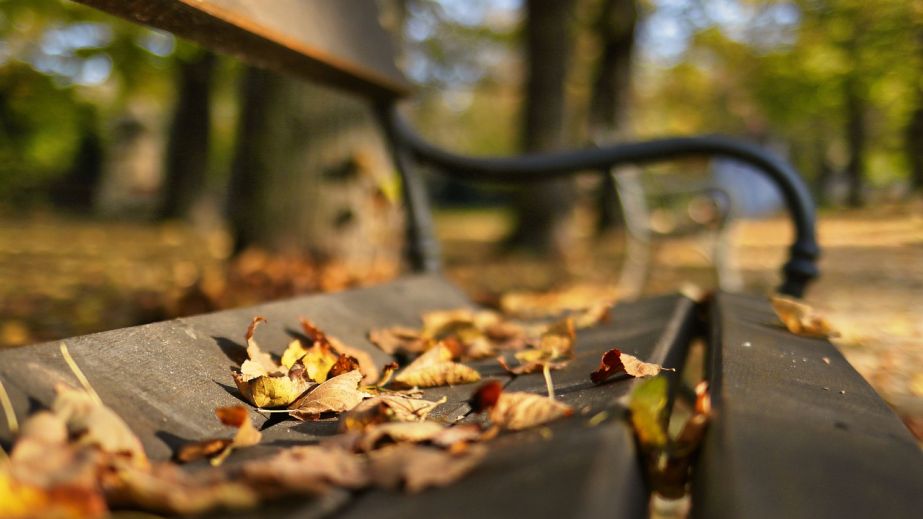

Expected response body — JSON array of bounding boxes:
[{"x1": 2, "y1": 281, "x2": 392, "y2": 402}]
[
  {"x1": 0, "y1": 377, "x2": 18, "y2": 436},
  {"x1": 60, "y1": 343, "x2": 102, "y2": 405}
]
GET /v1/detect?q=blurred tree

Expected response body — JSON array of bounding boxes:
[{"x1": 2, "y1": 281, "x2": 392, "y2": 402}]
[
  {"x1": 507, "y1": 0, "x2": 577, "y2": 254},
  {"x1": 586, "y1": 0, "x2": 639, "y2": 231},
  {"x1": 159, "y1": 48, "x2": 216, "y2": 219},
  {"x1": 227, "y1": 67, "x2": 403, "y2": 269}
]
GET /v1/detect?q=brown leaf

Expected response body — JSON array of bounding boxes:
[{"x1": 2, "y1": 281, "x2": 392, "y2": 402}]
[
  {"x1": 328, "y1": 336, "x2": 380, "y2": 384},
  {"x1": 497, "y1": 318, "x2": 575, "y2": 375},
  {"x1": 240, "y1": 445, "x2": 368, "y2": 496},
  {"x1": 10, "y1": 411, "x2": 102, "y2": 491},
  {"x1": 328, "y1": 354, "x2": 361, "y2": 380},
  {"x1": 392, "y1": 344, "x2": 481, "y2": 389},
  {"x1": 366, "y1": 443, "x2": 486, "y2": 493},
  {"x1": 341, "y1": 395, "x2": 447, "y2": 432},
  {"x1": 471, "y1": 381, "x2": 573, "y2": 431},
  {"x1": 104, "y1": 460, "x2": 258, "y2": 516},
  {"x1": 174, "y1": 439, "x2": 231, "y2": 464},
  {"x1": 0, "y1": 471, "x2": 108, "y2": 519},
  {"x1": 368, "y1": 326, "x2": 428, "y2": 356},
  {"x1": 770, "y1": 295, "x2": 839, "y2": 338},
  {"x1": 590, "y1": 348, "x2": 673, "y2": 383},
  {"x1": 354, "y1": 421, "x2": 484, "y2": 452},
  {"x1": 50, "y1": 384, "x2": 148, "y2": 468},
  {"x1": 289, "y1": 370, "x2": 371, "y2": 421},
  {"x1": 175, "y1": 406, "x2": 262, "y2": 466}
]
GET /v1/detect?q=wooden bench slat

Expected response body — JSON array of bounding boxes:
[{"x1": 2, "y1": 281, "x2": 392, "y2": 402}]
[
  {"x1": 0, "y1": 274, "x2": 468, "y2": 458},
  {"x1": 75, "y1": 0, "x2": 412, "y2": 99},
  {"x1": 337, "y1": 295, "x2": 698, "y2": 519},
  {"x1": 694, "y1": 293, "x2": 923, "y2": 519}
]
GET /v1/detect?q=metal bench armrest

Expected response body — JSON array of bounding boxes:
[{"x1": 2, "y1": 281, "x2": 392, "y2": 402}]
[{"x1": 379, "y1": 105, "x2": 820, "y2": 297}]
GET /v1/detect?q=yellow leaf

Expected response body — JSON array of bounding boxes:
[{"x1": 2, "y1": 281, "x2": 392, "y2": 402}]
[
  {"x1": 771, "y1": 295, "x2": 838, "y2": 338},
  {"x1": 232, "y1": 368, "x2": 313, "y2": 408},
  {"x1": 297, "y1": 341, "x2": 339, "y2": 383},
  {"x1": 392, "y1": 345, "x2": 481, "y2": 389},
  {"x1": 280, "y1": 339, "x2": 309, "y2": 369}
]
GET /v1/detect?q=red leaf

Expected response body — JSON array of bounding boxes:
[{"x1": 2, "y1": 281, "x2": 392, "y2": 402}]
[{"x1": 590, "y1": 348, "x2": 626, "y2": 384}]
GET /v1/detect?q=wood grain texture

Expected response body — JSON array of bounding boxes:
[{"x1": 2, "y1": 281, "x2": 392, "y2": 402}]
[
  {"x1": 74, "y1": 0, "x2": 411, "y2": 99},
  {"x1": 693, "y1": 293, "x2": 923, "y2": 519}
]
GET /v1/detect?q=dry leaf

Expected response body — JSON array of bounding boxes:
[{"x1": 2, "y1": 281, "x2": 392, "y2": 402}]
[
  {"x1": 297, "y1": 341, "x2": 339, "y2": 382},
  {"x1": 105, "y1": 460, "x2": 258, "y2": 516},
  {"x1": 341, "y1": 395, "x2": 447, "y2": 432},
  {"x1": 328, "y1": 336, "x2": 380, "y2": 384},
  {"x1": 498, "y1": 318, "x2": 575, "y2": 375},
  {"x1": 470, "y1": 381, "x2": 573, "y2": 431},
  {"x1": 0, "y1": 471, "x2": 107, "y2": 519},
  {"x1": 590, "y1": 348, "x2": 673, "y2": 383},
  {"x1": 174, "y1": 439, "x2": 231, "y2": 464},
  {"x1": 244, "y1": 316, "x2": 281, "y2": 375},
  {"x1": 572, "y1": 303, "x2": 613, "y2": 329},
  {"x1": 279, "y1": 339, "x2": 309, "y2": 370},
  {"x1": 50, "y1": 384, "x2": 148, "y2": 468},
  {"x1": 328, "y1": 354, "x2": 362, "y2": 380},
  {"x1": 368, "y1": 326, "x2": 428, "y2": 356},
  {"x1": 240, "y1": 445, "x2": 368, "y2": 496},
  {"x1": 355, "y1": 421, "x2": 483, "y2": 452},
  {"x1": 771, "y1": 295, "x2": 839, "y2": 338},
  {"x1": 179, "y1": 406, "x2": 262, "y2": 467},
  {"x1": 289, "y1": 370, "x2": 371, "y2": 420},
  {"x1": 366, "y1": 443, "x2": 486, "y2": 493},
  {"x1": 232, "y1": 365, "x2": 313, "y2": 408},
  {"x1": 392, "y1": 344, "x2": 481, "y2": 389}
]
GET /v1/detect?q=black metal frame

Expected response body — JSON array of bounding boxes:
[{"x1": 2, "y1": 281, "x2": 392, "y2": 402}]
[{"x1": 376, "y1": 104, "x2": 820, "y2": 298}]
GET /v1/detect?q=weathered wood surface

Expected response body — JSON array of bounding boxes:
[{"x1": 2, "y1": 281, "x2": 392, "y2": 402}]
[
  {"x1": 73, "y1": 0, "x2": 411, "y2": 100},
  {"x1": 693, "y1": 293, "x2": 923, "y2": 519},
  {"x1": 0, "y1": 275, "x2": 698, "y2": 518},
  {"x1": 339, "y1": 295, "x2": 697, "y2": 519}
]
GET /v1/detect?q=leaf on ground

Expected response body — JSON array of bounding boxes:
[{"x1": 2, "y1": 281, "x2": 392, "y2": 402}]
[
  {"x1": 572, "y1": 303, "x2": 613, "y2": 329},
  {"x1": 366, "y1": 443, "x2": 486, "y2": 493},
  {"x1": 368, "y1": 326, "x2": 428, "y2": 356},
  {"x1": 9, "y1": 411, "x2": 102, "y2": 491},
  {"x1": 104, "y1": 460, "x2": 258, "y2": 516},
  {"x1": 232, "y1": 365, "x2": 313, "y2": 408},
  {"x1": 771, "y1": 295, "x2": 839, "y2": 338},
  {"x1": 590, "y1": 348, "x2": 673, "y2": 383},
  {"x1": 341, "y1": 395, "x2": 447, "y2": 432},
  {"x1": 392, "y1": 343, "x2": 481, "y2": 389},
  {"x1": 498, "y1": 318, "x2": 575, "y2": 375},
  {"x1": 279, "y1": 339, "x2": 309, "y2": 370},
  {"x1": 354, "y1": 421, "x2": 484, "y2": 453},
  {"x1": 177, "y1": 406, "x2": 262, "y2": 466},
  {"x1": 470, "y1": 381, "x2": 573, "y2": 431},
  {"x1": 328, "y1": 354, "x2": 362, "y2": 380},
  {"x1": 50, "y1": 384, "x2": 148, "y2": 469},
  {"x1": 289, "y1": 370, "x2": 371, "y2": 421},
  {"x1": 244, "y1": 316, "x2": 281, "y2": 375},
  {"x1": 240, "y1": 445, "x2": 368, "y2": 496},
  {"x1": 0, "y1": 470, "x2": 107, "y2": 519},
  {"x1": 301, "y1": 318, "x2": 380, "y2": 384},
  {"x1": 296, "y1": 340, "x2": 339, "y2": 383},
  {"x1": 628, "y1": 376, "x2": 669, "y2": 452}
]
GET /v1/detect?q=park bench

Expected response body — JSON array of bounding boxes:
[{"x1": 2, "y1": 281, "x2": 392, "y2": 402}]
[{"x1": 2, "y1": 1, "x2": 921, "y2": 518}]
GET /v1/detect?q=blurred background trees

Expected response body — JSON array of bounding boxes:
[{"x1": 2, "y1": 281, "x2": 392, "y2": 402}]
[{"x1": 1, "y1": 0, "x2": 921, "y2": 261}]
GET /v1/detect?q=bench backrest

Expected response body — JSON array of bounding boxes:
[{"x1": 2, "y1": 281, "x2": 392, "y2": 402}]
[{"x1": 76, "y1": 0, "x2": 411, "y2": 100}]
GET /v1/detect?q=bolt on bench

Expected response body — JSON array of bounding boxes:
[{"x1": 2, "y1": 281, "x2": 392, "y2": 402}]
[{"x1": 1, "y1": 1, "x2": 921, "y2": 518}]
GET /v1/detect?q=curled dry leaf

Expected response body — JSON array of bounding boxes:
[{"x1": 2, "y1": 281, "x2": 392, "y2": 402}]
[
  {"x1": 470, "y1": 381, "x2": 573, "y2": 431},
  {"x1": 328, "y1": 354, "x2": 362, "y2": 380},
  {"x1": 341, "y1": 395, "x2": 447, "y2": 432},
  {"x1": 366, "y1": 443, "x2": 486, "y2": 493},
  {"x1": 297, "y1": 341, "x2": 339, "y2": 382},
  {"x1": 240, "y1": 446, "x2": 368, "y2": 496},
  {"x1": 771, "y1": 295, "x2": 839, "y2": 338},
  {"x1": 392, "y1": 343, "x2": 481, "y2": 389},
  {"x1": 590, "y1": 348, "x2": 673, "y2": 384},
  {"x1": 244, "y1": 316, "x2": 280, "y2": 375},
  {"x1": 232, "y1": 365, "x2": 313, "y2": 408},
  {"x1": 289, "y1": 370, "x2": 371, "y2": 421},
  {"x1": 302, "y1": 318, "x2": 380, "y2": 384},
  {"x1": 50, "y1": 384, "x2": 148, "y2": 469},
  {"x1": 177, "y1": 406, "x2": 262, "y2": 466}
]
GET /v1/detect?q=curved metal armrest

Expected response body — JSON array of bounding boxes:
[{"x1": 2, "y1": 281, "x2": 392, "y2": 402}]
[{"x1": 380, "y1": 106, "x2": 820, "y2": 297}]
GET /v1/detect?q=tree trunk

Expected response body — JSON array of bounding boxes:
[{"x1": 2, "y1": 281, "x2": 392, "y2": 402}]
[
  {"x1": 52, "y1": 105, "x2": 103, "y2": 212},
  {"x1": 588, "y1": 0, "x2": 638, "y2": 232},
  {"x1": 160, "y1": 51, "x2": 216, "y2": 220},
  {"x1": 844, "y1": 73, "x2": 866, "y2": 207},
  {"x1": 507, "y1": 0, "x2": 576, "y2": 254},
  {"x1": 227, "y1": 67, "x2": 403, "y2": 268},
  {"x1": 907, "y1": 103, "x2": 923, "y2": 193}
]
